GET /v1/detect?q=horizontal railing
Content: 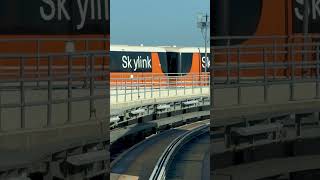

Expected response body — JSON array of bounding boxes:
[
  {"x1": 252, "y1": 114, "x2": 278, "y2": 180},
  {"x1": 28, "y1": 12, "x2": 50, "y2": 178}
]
[
  {"x1": 212, "y1": 35, "x2": 320, "y2": 106},
  {"x1": 0, "y1": 51, "x2": 108, "y2": 132},
  {"x1": 110, "y1": 73, "x2": 210, "y2": 103},
  {"x1": 0, "y1": 38, "x2": 109, "y2": 62},
  {"x1": 213, "y1": 41, "x2": 320, "y2": 83}
]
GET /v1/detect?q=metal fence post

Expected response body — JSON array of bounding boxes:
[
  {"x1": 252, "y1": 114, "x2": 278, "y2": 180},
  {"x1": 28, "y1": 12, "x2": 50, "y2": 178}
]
[
  {"x1": 67, "y1": 54, "x2": 72, "y2": 123},
  {"x1": 125, "y1": 80, "x2": 127, "y2": 102},
  {"x1": 20, "y1": 56, "x2": 25, "y2": 129},
  {"x1": 167, "y1": 77, "x2": 170, "y2": 96},
  {"x1": 200, "y1": 74, "x2": 203, "y2": 94},
  {"x1": 159, "y1": 76, "x2": 161, "y2": 97},
  {"x1": 89, "y1": 54, "x2": 95, "y2": 118},
  {"x1": 316, "y1": 45, "x2": 320, "y2": 99},
  {"x1": 208, "y1": 74, "x2": 213, "y2": 89},
  {"x1": 151, "y1": 75, "x2": 154, "y2": 98},
  {"x1": 227, "y1": 39, "x2": 231, "y2": 84},
  {"x1": 116, "y1": 79, "x2": 119, "y2": 102},
  {"x1": 144, "y1": 77, "x2": 146, "y2": 99},
  {"x1": 273, "y1": 39, "x2": 276, "y2": 80},
  {"x1": 84, "y1": 40, "x2": 89, "y2": 88},
  {"x1": 47, "y1": 56, "x2": 52, "y2": 126},
  {"x1": 184, "y1": 76, "x2": 186, "y2": 95},
  {"x1": 36, "y1": 40, "x2": 40, "y2": 87},
  {"x1": 0, "y1": 89, "x2": 2, "y2": 131},
  {"x1": 131, "y1": 77, "x2": 133, "y2": 101},
  {"x1": 192, "y1": 74, "x2": 194, "y2": 94},
  {"x1": 237, "y1": 48, "x2": 242, "y2": 105},
  {"x1": 138, "y1": 77, "x2": 140, "y2": 100},
  {"x1": 175, "y1": 76, "x2": 178, "y2": 95},
  {"x1": 290, "y1": 45, "x2": 295, "y2": 101},
  {"x1": 263, "y1": 48, "x2": 268, "y2": 103}
]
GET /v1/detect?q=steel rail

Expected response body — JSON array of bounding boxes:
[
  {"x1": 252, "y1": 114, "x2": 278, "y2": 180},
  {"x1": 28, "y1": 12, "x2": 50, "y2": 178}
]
[{"x1": 149, "y1": 123, "x2": 209, "y2": 180}]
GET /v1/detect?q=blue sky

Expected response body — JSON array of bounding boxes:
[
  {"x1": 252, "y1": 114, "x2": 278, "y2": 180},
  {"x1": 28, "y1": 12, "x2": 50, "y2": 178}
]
[{"x1": 110, "y1": 0, "x2": 210, "y2": 47}]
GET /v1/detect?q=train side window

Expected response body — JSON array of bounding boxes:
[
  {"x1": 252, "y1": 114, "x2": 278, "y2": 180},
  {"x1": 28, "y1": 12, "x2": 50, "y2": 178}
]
[{"x1": 166, "y1": 52, "x2": 179, "y2": 76}]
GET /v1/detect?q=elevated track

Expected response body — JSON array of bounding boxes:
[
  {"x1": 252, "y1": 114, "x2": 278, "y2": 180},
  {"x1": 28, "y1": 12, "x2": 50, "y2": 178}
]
[
  {"x1": 111, "y1": 120, "x2": 209, "y2": 180},
  {"x1": 211, "y1": 36, "x2": 320, "y2": 180},
  {"x1": 0, "y1": 44, "x2": 109, "y2": 180}
]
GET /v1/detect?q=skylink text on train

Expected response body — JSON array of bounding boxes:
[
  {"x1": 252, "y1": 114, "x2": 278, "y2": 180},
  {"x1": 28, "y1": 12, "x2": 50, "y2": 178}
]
[
  {"x1": 122, "y1": 56, "x2": 152, "y2": 72},
  {"x1": 40, "y1": 0, "x2": 109, "y2": 30}
]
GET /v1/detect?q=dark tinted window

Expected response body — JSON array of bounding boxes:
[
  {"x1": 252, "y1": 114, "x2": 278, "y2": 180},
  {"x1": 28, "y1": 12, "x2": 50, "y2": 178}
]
[
  {"x1": 166, "y1": 52, "x2": 179, "y2": 75},
  {"x1": 158, "y1": 52, "x2": 168, "y2": 74},
  {"x1": 211, "y1": 0, "x2": 262, "y2": 45},
  {"x1": 180, "y1": 53, "x2": 193, "y2": 74}
]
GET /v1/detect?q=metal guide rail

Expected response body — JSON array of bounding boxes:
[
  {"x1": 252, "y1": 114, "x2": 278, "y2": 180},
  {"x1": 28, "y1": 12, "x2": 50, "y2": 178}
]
[
  {"x1": 110, "y1": 73, "x2": 210, "y2": 103},
  {"x1": 149, "y1": 123, "x2": 209, "y2": 180},
  {"x1": 212, "y1": 35, "x2": 320, "y2": 84},
  {"x1": 0, "y1": 38, "x2": 108, "y2": 86},
  {"x1": 0, "y1": 49, "x2": 109, "y2": 179}
]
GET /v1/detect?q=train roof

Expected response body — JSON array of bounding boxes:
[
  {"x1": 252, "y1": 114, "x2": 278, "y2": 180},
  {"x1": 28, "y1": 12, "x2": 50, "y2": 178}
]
[
  {"x1": 161, "y1": 46, "x2": 180, "y2": 53},
  {"x1": 110, "y1": 45, "x2": 210, "y2": 53},
  {"x1": 110, "y1": 45, "x2": 166, "y2": 52},
  {"x1": 158, "y1": 46, "x2": 210, "y2": 53},
  {"x1": 179, "y1": 47, "x2": 210, "y2": 53}
]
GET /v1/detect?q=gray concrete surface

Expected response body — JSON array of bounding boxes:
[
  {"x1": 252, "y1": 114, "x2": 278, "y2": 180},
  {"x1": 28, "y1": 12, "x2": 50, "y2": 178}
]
[
  {"x1": 213, "y1": 99, "x2": 320, "y2": 127},
  {"x1": 167, "y1": 132, "x2": 210, "y2": 180},
  {"x1": 212, "y1": 126, "x2": 320, "y2": 155},
  {"x1": 0, "y1": 88, "x2": 108, "y2": 170},
  {"x1": 110, "y1": 120, "x2": 209, "y2": 180},
  {"x1": 0, "y1": 88, "x2": 107, "y2": 131},
  {"x1": 213, "y1": 83, "x2": 318, "y2": 107},
  {"x1": 214, "y1": 155, "x2": 320, "y2": 180},
  {"x1": 110, "y1": 111, "x2": 209, "y2": 143}
]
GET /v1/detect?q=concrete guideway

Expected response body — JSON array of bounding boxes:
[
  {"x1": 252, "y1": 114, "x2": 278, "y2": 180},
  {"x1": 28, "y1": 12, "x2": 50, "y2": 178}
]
[
  {"x1": 214, "y1": 155, "x2": 320, "y2": 180},
  {"x1": 110, "y1": 173, "x2": 139, "y2": 180},
  {"x1": 149, "y1": 122, "x2": 209, "y2": 180},
  {"x1": 0, "y1": 49, "x2": 109, "y2": 179},
  {"x1": 110, "y1": 120, "x2": 209, "y2": 180},
  {"x1": 211, "y1": 35, "x2": 320, "y2": 180},
  {"x1": 110, "y1": 110, "x2": 209, "y2": 144},
  {"x1": 211, "y1": 96, "x2": 320, "y2": 180},
  {"x1": 0, "y1": 88, "x2": 108, "y2": 171},
  {"x1": 0, "y1": 88, "x2": 107, "y2": 131},
  {"x1": 166, "y1": 132, "x2": 210, "y2": 180},
  {"x1": 110, "y1": 87, "x2": 209, "y2": 111},
  {"x1": 211, "y1": 125, "x2": 320, "y2": 156},
  {"x1": 110, "y1": 90, "x2": 210, "y2": 143},
  {"x1": 213, "y1": 98, "x2": 320, "y2": 127},
  {"x1": 213, "y1": 83, "x2": 320, "y2": 107}
]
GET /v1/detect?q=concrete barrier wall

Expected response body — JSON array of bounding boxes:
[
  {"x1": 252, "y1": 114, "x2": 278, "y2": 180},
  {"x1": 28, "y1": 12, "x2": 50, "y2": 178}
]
[
  {"x1": 0, "y1": 88, "x2": 107, "y2": 131},
  {"x1": 213, "y1": 83, "x2": 318, "y2": 107},
  {"x1": 212, "y1": 137, "x2": 320, "y2": 170}
]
